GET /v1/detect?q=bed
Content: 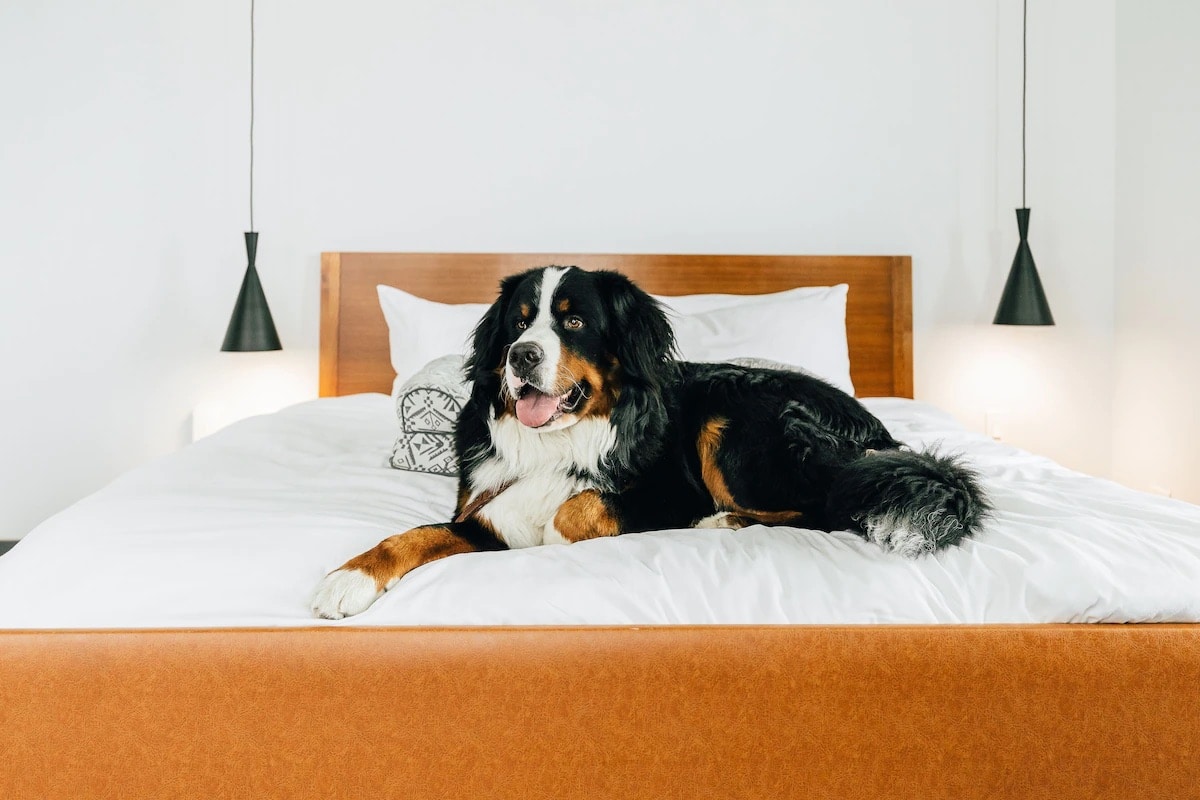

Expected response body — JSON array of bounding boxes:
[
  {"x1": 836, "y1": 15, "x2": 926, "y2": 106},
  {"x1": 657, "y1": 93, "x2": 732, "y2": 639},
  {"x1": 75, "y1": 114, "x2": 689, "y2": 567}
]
[{"x1": 2, "y1": 253, "x2": 1198, "y2": 798}]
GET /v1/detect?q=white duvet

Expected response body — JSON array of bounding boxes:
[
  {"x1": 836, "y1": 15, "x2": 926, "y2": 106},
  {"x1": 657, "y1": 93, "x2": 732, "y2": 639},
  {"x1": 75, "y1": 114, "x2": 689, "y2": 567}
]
[{"x1": 2, "y1": 394, "x2": 1199, "y2": 628}]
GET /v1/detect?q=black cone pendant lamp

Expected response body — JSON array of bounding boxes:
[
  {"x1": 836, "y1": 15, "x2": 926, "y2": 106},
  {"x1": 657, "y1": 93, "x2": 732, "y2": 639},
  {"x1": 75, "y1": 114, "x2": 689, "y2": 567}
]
[
  {"x1": 994, "y1": 0, "x2": 1054, "y2": 326},
  {"x1": 222, "y1": 231, "x2": 280, "y2": 350},
  {"x1": 222, "y1": 0, "x2": 281, "y2": 351}
]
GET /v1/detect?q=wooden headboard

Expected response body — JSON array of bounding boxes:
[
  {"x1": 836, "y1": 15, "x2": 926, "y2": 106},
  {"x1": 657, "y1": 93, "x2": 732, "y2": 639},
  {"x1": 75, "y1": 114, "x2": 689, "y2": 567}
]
[{"x1": 319, "y1": 253, "x2": 913, "y2": 398}]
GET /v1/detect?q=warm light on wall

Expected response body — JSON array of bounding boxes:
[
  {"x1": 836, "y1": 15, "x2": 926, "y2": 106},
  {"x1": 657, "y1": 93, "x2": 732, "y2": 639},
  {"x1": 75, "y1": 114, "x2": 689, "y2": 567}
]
[
  {"x1": 191, "y1": 352, "x2": 315, "y2": 440},
  {"x1": 954, "y1": 326, "x2": 1045, "y2": 415},
  {"x1": 920, "y1": 321, "x2": 1106, "y2": 473}
]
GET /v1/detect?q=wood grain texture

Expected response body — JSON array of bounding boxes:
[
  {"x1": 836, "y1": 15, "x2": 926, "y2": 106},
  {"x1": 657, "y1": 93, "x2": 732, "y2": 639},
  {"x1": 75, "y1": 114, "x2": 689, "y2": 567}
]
[
  {"x1": 319, "y1": 253, "x2": 914, "y2": 398},
  {"x1": 318, "y1": 252, "x2": 341, "y2": 398},
  {"x1": 891, "y1": 256, "x2": 914, "y2": 398}
]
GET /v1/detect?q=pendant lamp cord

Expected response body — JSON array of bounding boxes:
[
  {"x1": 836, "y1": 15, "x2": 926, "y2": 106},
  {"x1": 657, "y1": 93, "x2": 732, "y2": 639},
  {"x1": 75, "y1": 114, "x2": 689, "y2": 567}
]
[
  {"x1": 250, "y1": 0, "x2": 255, "y2": 232},
  {"x1": 1021, "y1": 0, "x2": 1026, "y2": 208}
]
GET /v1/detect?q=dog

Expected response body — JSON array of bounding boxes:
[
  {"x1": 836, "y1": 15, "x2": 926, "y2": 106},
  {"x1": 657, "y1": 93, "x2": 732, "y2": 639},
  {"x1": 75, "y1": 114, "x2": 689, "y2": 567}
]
[{"x1": 311, "y1": 266, "x2": 989, "y2": 619}]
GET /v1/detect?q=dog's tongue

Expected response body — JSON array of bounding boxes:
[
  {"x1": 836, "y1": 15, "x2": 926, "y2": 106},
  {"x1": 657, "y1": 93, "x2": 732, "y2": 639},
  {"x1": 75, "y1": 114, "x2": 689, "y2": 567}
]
[{"x1": 516, "y1": 390, "x2": 559, "y2": 428}]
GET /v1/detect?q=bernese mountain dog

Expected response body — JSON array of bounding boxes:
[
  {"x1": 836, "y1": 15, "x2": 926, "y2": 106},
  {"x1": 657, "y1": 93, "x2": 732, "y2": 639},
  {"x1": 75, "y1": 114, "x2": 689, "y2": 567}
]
[{"x1": 311, "y1": 266, "x2": 989, "y2": 619}]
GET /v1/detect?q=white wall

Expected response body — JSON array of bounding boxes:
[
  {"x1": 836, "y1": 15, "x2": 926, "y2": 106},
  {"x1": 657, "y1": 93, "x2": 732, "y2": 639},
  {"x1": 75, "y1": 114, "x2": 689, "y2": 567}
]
[
  {"x1": 1112, "y1": 0, "x2": 1200, "y2": 504},
  {"x1": 1, "y1": 0, "x2": 1118, "y2": 538}
]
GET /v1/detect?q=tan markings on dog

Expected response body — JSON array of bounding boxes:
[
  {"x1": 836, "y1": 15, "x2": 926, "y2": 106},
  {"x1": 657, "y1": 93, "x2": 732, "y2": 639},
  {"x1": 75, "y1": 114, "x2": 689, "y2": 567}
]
[
  {"x1": 697, "y1": 417, "x2": 804, "y2": 527},
  {"x1": 341, "y1": 526, "x2": 475, "y2": 591},
  {"x1": 558, "y1": 350, "x2": 618, "y2": 419},
  {"x1": 556, "y1": 298, "x2": 571, "y2": 312},
  {"x1": 553, "y1": 490, "x2": 622, "y2": 542},
  {"x1": 729, "y1": 509, "x2": 806, "y2": 526},
  {"x1": 519, "y1": 302, "x2": 531, "y2": 318},
  {"x1": 456, "y1": 484, "x2": 471, "y2": 516},
  {"x1": 698, "y1": 418, "x2": 735, "y2": 508}
]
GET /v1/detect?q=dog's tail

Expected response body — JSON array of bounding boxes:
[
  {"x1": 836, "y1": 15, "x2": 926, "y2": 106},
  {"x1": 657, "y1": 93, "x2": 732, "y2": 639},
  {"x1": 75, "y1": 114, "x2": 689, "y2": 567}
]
[{"x1": 824, "y1": 448, "x2": 990, "y2": 557}]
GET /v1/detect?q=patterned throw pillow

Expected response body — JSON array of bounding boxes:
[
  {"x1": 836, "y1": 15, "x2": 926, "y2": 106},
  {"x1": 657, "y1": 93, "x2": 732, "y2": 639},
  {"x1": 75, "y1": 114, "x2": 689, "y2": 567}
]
[{"x1": 390, "y1": 355, "x2": 470, "y2": 476}]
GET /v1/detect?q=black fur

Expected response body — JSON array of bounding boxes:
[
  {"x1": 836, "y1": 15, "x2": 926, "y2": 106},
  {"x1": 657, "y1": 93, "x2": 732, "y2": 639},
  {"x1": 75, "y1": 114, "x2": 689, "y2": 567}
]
[
  {"x1": 458, "y1": 267, "x2": 990, "y2": 555},
  {"x1": 590, "y1": 270, "x2": 678, "y2": 480}
]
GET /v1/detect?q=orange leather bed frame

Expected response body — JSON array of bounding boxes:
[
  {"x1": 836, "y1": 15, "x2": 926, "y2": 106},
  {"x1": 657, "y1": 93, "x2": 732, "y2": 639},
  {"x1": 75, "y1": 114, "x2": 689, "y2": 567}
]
[
  {"x1": 3, "y1": 626, "x2": 1198, "y2": 799},
  {"x1": 2, "y1": 254, "x2": 1195, "y2": 798}
]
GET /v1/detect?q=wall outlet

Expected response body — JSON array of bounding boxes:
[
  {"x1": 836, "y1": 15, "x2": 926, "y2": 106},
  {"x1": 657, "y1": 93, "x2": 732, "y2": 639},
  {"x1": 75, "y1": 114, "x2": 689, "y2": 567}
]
[{"x1": 984, "y1": 410, "x2": 1007, "y2": 441}]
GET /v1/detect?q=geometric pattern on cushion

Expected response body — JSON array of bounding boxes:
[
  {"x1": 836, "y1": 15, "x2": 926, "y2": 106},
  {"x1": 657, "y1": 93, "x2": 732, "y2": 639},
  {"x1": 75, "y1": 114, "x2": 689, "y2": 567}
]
[
  {"x1": 399, "y1": 388, "x2": 462, "y2": 435},
  {"x1": 394, "y1": 354, "x2": 470, "y2": 434},
  {"x1": 390, "y1": 431, "x2": 459, "y2": 476}
]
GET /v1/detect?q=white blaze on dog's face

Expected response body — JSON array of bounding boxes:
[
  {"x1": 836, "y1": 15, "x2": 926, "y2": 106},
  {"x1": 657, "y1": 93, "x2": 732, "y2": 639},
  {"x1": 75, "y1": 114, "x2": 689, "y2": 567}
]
[
  {"x1": 500, "y1": 266, "x2": 619, "y2": 433},
  {"x1": 506, "y1": 267, "x2": 567, "y2": 414}
]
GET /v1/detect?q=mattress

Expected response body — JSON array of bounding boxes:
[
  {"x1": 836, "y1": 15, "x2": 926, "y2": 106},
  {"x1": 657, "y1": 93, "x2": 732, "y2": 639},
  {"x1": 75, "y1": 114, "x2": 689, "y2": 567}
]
[{"x1": 1, "y1": 394, "x2": 1198, "y2": 629}]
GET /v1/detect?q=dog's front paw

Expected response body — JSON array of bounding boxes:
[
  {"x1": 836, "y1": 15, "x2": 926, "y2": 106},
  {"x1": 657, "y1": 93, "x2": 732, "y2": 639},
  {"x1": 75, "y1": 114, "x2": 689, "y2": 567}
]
[{"x1": 311, "y1": 568, "x2": 383, "y2": 620}]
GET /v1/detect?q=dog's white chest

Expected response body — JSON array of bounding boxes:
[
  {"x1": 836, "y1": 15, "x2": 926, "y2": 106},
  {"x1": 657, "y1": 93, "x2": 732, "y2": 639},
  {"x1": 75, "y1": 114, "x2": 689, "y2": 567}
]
[
  {"x1": 475, "y1": 472, "x2": 588, "y2": 548},
  {"x1": 467, "y1": 416, "x2": 616, "y2": 549}
]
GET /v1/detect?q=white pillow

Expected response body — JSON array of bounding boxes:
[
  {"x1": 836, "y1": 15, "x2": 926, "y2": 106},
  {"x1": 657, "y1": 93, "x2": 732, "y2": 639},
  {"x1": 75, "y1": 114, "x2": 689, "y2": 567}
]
[
  {"x1": 655, "y1": 285, "x2": 854, "y2": 395},
  {"x1": 377, "y1": 285, "x2": 488, "y2": 388},
  {"x1": 652, "y1": 283, "x2": 846, "y2": 316},
  {"x1": 378, "y1": 282, "x2": 853, "y2": 396}
]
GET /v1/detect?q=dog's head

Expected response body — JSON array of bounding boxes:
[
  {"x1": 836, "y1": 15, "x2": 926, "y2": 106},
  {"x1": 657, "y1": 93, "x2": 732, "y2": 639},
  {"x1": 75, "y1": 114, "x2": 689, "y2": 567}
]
[{"x1": 465, "y1": 266, "x2": 676, "y2": 439}]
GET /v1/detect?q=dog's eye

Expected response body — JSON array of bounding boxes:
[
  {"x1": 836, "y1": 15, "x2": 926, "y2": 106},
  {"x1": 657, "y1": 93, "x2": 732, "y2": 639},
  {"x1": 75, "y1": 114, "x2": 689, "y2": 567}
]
[
  {"x1": 515, "y1": 320, "x2": 528, "y2": 330},
  {"x1": 563, "y1": 315, "x2": 584, "y2": 330}
]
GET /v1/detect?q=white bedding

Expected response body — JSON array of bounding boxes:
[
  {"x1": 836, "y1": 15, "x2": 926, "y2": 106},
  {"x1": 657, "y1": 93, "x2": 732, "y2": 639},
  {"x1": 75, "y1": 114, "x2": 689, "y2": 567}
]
[{"x1": 2, "y1": 394, "x2": 1199, "y2": 628}]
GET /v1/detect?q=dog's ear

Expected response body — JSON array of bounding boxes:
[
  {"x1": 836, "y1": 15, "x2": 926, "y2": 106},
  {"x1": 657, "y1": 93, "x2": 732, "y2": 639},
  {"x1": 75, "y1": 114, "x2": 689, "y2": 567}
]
[
  {"x1": 464, "y1": 272, "x2": 524, "y2": 382},
  {"x1": 593, "y1": 270, "x2": 677, "y2": 388},
  {"x1": 592, "y1": 270, "x2": 677, "y2": 479},
  {"x1": 462, "y1": 273, "x2": 525, "y2": 419}
]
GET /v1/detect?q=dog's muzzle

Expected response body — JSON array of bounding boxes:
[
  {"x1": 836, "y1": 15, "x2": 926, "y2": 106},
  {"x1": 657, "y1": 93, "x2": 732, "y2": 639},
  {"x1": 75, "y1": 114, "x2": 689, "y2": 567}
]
[{"x1": 508, "y1": 341, "x2": 544, "y2": 380}]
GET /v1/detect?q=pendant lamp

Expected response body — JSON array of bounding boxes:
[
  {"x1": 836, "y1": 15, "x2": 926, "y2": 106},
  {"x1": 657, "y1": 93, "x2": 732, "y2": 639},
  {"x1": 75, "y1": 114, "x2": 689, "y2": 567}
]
[
  {"x1": 994, "y1": 0, "x2": 1054, "y2": 326},
  {"x1": 222, "y1": 0, "x2": 281, "y2": 351}
]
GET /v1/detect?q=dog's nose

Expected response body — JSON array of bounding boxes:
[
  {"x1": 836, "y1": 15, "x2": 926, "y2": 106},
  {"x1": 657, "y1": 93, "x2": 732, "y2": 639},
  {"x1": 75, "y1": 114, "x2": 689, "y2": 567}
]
[{"x1": 508, "y1": 342, "x2": 544, "y2": 374}]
